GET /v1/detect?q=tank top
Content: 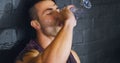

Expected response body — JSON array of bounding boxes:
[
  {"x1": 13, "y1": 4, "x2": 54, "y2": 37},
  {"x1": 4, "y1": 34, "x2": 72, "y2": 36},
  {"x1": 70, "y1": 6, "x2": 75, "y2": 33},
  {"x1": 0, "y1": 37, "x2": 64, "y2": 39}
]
[{"x1": 16, "y1": 40, "x2": 77, "y2": 63}]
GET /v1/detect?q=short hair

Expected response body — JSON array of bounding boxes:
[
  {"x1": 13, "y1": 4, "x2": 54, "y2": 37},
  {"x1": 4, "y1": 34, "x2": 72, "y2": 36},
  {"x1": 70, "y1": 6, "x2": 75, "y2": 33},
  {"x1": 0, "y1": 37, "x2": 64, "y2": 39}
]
[
  {"x1": 29, "y1": 6, "x2": 38, "y2": 20},
  {"x1": 29, "y1": 0, "x2": 56, "y2": 20},
  {"x1": 29, "y1": 0, "x2": 41, "y2": 20}
]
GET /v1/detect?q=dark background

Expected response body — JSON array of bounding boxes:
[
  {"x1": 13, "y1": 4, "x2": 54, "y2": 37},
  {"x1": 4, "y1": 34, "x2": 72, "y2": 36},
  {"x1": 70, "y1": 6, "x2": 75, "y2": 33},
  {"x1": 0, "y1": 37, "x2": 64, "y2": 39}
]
[{"x1": 0, "y1": 0, "x2": 120, "y2": 63}]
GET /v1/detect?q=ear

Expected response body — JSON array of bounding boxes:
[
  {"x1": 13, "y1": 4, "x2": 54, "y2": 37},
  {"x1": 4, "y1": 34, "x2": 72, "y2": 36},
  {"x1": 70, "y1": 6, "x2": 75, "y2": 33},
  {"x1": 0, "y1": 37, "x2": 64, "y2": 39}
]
[{"x1": 30, "y1": 20, "x2": 41, "y2": 30}]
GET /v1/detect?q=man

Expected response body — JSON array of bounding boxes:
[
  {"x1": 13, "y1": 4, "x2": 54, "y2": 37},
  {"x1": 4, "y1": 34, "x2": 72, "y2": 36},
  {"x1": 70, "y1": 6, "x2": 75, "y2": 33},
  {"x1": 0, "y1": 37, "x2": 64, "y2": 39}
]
[{"x1": 15, "y1": 0, "x2": 80, "y2": 63}]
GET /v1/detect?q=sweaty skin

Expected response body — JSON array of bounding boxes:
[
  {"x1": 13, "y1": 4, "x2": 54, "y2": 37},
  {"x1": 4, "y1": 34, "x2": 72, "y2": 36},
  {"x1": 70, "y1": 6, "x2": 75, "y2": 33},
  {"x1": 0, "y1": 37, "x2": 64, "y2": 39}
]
[{"x1": 15, "y1": 0, "x2": 80, "y2": 63}]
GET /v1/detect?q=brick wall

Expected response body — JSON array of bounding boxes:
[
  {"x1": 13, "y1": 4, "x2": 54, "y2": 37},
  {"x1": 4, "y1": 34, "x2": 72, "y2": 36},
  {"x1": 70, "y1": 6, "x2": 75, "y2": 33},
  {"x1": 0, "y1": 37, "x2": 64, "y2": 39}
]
[
  {"x1": 0, "y1": 0, "x2": 120, "y2": 63},
  {"x1": 0, "y1": 0, "x2": 32, "y2": 63},
  {"x1": 56, "y1": 0, "x2": 120, "y2": 63}
]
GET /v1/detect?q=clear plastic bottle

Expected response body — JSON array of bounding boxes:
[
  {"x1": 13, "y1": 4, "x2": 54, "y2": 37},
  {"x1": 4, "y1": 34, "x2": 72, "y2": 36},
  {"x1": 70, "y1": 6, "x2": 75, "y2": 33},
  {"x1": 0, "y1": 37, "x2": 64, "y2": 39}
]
[
  {"x1": 80, "y1": 0, "x2": 92, "y2": 9},
  {"x1": 70, "y1": 0, "x2": 92, "y2": 20}
]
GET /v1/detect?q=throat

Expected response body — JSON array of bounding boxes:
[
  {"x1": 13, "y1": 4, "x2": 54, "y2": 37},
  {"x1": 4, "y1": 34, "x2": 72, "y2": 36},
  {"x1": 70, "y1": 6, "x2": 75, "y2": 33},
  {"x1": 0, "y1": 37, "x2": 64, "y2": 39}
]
[{"x1": 36, "y1": 31, "x2": 55, "y2": 49}]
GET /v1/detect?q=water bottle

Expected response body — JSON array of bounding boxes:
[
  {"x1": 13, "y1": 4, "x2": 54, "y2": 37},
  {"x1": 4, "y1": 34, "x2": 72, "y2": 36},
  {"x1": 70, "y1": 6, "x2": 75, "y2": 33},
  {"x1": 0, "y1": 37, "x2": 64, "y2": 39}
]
[{"x1": 70, "y1": 0, "x2": 92, "y2": 20}]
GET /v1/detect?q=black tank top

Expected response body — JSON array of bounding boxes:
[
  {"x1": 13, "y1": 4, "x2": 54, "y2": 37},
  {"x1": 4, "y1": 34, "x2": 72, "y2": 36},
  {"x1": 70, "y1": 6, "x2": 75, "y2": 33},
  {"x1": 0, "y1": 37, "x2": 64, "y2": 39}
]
[{"x1": 16, "y1": 40, "x2": 77, "y2": 63}]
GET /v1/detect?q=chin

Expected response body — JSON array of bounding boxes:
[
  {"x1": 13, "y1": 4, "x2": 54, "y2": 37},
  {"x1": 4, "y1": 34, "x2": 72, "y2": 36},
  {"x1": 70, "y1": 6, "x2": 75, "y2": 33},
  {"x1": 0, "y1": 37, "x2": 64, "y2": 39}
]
[
  {"x1": 50, "y1": 28, "x2": 61, "y2": 37},
  {"x1": 45, "y1": 26, "x2": 62, "y2": 37}
]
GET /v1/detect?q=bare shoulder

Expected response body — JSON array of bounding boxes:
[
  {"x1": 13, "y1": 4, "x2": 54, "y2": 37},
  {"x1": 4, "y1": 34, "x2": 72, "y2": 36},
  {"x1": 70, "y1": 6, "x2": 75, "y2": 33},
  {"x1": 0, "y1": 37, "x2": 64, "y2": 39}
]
[
  {"x1": 71, "y1": 50, "x2": 81, "y2": 63},
  {"x1": 15, "y1": 49, "x2": 40, "y2": 63}
]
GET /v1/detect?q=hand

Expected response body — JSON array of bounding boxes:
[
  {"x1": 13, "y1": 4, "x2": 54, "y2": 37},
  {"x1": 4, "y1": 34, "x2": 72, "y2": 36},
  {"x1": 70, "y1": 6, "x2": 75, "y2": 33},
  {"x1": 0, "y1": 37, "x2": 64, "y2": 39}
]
[{"x1": 60, "y1": 5, "x2": 77, "y2": 28}]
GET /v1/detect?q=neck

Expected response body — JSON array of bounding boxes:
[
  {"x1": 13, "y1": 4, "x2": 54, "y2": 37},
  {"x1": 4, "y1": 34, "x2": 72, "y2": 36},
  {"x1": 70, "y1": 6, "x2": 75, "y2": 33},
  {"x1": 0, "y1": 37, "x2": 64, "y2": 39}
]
[{"x1": 36, "y1": 30, "x2": 55, "y2": 49}]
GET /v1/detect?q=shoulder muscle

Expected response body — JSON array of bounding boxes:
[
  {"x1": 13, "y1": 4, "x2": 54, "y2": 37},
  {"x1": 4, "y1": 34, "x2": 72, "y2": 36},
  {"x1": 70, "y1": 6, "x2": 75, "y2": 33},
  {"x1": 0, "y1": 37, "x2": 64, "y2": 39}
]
[{"x1": 16, "y1": 49, "x2": 40, "y2": 63}]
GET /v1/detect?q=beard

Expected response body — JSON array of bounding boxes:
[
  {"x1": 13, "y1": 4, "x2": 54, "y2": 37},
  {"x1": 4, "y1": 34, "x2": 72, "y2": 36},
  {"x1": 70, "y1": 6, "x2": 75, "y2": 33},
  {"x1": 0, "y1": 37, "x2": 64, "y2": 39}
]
[
  {"x1": 41, "y1": 25, "x2": 62, "y2": 37},
  {"x1": 40, "y1": 14, "x2": 64, "y2": 37}
]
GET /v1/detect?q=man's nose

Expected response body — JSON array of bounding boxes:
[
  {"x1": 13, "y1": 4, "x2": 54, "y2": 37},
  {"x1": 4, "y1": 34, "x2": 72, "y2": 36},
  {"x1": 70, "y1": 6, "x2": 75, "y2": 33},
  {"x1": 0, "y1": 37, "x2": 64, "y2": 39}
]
[
  {"x1": 53, "y1": 10, "x2": 60, "y2": 16},
  {"x1": 56, "y1": 9, "x2": 60, "y2": 12},
  {"x1": 53, "y1": 10, "x2": 63, "y2": 21}
]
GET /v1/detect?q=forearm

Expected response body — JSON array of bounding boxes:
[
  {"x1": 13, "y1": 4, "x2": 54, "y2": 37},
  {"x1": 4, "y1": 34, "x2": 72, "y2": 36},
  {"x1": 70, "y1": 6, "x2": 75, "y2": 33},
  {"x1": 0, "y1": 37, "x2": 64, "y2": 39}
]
[{"x1": 41, "y1": 24, "x2": 74, "y2": 63}]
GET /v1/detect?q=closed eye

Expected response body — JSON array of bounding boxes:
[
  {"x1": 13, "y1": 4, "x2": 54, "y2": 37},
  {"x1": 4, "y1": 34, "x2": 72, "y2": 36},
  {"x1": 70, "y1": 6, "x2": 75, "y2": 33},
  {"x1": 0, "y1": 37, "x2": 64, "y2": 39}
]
[
  {"x1": 46, "y1": 11, "x2": 52, "y2": 15},
  {"x1": 44, "y1": 8, "x2": 53, "y2": 15},
  {"x1": 43, "y1": 6, "x2": 59, "y2": 15}
]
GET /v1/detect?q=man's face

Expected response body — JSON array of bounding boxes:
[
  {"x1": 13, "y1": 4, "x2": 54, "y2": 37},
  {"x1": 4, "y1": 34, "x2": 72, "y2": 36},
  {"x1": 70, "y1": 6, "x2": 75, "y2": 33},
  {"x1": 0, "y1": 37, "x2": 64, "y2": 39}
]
[{"x1": 34, "y1": 1, "x2": 63, "y2": 37}]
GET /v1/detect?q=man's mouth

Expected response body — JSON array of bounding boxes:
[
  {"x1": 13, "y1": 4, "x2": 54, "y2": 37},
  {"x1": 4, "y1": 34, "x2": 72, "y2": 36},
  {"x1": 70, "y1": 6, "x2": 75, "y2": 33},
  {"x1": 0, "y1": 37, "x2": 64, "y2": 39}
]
[
  {"x1": 56, "y1": 20, "x2": 63, "y2": 27},
  {"x1": 55, "y1": 14, "x2": 64, "y2": 27}
]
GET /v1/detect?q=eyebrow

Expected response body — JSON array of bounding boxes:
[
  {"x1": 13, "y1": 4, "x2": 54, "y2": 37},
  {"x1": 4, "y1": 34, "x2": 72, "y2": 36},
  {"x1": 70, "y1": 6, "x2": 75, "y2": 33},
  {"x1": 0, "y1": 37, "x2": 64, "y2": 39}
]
[{"x1": 42, "y1": 4, "x2": 57, "y2": 14}]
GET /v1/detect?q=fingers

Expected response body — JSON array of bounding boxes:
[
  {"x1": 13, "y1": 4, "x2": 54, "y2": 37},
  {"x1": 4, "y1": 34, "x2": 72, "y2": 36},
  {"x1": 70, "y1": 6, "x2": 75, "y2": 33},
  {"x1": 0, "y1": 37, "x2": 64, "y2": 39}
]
[
  {"x1": 59, "y1": 5, "x2": 77, "y2": 27},
  {"x1": 66, "y1": 5, "x2": 75, "y2": 10},
  {"x1": 59, "y1": 5, "x2": 76, "y2": 21},
  {"x1": 61, "y1": 5, "x2": 75, "y2": 11}
]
